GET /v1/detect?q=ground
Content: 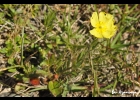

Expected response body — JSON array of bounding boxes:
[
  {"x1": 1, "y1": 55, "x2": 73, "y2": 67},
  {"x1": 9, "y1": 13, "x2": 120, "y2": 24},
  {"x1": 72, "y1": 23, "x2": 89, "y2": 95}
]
[{"x1": 0, "y1": 4, "x2": 140, "y2": 97}]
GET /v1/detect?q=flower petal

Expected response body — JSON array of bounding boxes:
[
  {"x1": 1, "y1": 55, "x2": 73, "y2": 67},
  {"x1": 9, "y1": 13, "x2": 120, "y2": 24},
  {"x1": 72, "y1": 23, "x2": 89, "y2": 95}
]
[
  {"x1": 90, "y1": 29, "x2": 103, "y2": 38},
  {"x1": 102, "y1": 25, "x2": 117, "y2": 38},
  {"x1": 90, "y1": 11, "x2": 117, "y2": 39},
  {"x1": 106, "y1": 13, "x2": 114, "y2": 21},
  {"x1": 99, "y1": 12, "x2": 107, "y2": 23},
  {"x1": 90, "y1": 12, "x2": 99, "y2": 27},
  {"x1": 102, "y1": 31, "x2": 112, "y2": 38}
]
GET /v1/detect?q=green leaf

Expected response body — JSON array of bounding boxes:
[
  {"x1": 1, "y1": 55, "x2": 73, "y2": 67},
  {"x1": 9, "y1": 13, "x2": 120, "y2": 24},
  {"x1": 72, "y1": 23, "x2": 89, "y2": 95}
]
[
  {"x1": 109, "y1": 4, "x2": 115, "y2": 10},
  {"x1": 40, "y1": 60, "x2": 48, "y2": 66},
  {"x1": 61, "y1": 84, "x2": 70, "y2": 97},
  {"x1": 28, "y1": 22, "x2": 37, "y2": 31},
  {"x1": 15, "y1": 35, "x2": 21, "y2": 42},
  {"x1": 100, "y1": 83, "x2": 114, "y2": 92},
  {"x1": 14, "y1": 74, "x2": 25, "y2": 81},
  {"x1": 56, "y1": 38, "x2": 63, "y2": 45},
  {"x1": 15, "y1": 84, "x2": 26, "y2": 93},
  {"x1": 8, "y1": 58, "x2": 14, "y2": 65},
  {"x1": 111, "y1": 43, "x2": 130, "y2": 49},
  {"x1": 47, "y1": 44, "x2": 53, "y2": 49},
  {"x1": 36, "y1": 70, "x2": 49, "y2": 76},
  {"x1": 48, "y1": 81, "x2": 62, "y2": 97},
  {"x1": 70, "y1": 84, "x2": 87, "y2": 91},
  {"x1": 8, "y1": 68, "x2": 17, "y2": 73},
  {"x1": 111, "y1": 26, "x2": 126, "y2": 47},
  {"x1": 24, "y1": 39, "x2": 30, "y2": 44},
  {"x1": 0, "y1": 48, "x2": 8, "y2": 53},
  {"x1": 44, "y1": 10, "x2": 56, "y2": 27},
  {"x1": 3, "y1": 4, "x2": 9, "y2": 9},
  {"x1": 27, "y1": 86, "x2": 48, "y2": 93},
  {"x1": 126, "y1": 16, "x2": 137, "y2": 21},
  {"x1": 17, "y1": 17, "x2": 24, "y2": 26},
  {"x1": 0, "y1": 12, "x2": 4, "y2": 18},
  {"x1": 22, "y1": 77, "x2": 29, "y2": 83},
  {"x1": 9, "y1": 7, "x2": 16, "y2": 16},
  {"x1": 51, "y1": 88, "x2": 62, "y2": 97}
]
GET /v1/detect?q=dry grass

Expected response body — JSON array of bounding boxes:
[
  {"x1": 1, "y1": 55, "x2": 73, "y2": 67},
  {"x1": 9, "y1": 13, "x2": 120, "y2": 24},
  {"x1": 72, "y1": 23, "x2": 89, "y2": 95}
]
[{"x1": 0, "y1": 4, "x2": 140, "y2": 97}]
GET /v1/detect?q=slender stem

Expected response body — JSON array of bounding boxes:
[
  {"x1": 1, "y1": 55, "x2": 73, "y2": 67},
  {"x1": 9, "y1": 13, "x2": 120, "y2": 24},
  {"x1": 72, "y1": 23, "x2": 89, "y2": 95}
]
[
  {"x1": 89, "y1": 49, "x2": 94, "y2": 97},
  {"x1": 89, "y1": 43, "x2": 99, "y2": 97},
  {"x1": 21, "y1": 27, "x2": 24, "y2": 68},
  {"x1": 93, "y1": 4, "x2": 98, "y2": 14}
]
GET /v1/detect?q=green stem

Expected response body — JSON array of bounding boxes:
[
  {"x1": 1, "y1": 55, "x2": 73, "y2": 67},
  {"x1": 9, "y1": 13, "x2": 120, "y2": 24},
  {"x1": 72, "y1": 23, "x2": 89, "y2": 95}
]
[
  {"x1": 93, "y1": 4, "x2": 98, "y2": 14},
  {"x1": 89, "y1": 44, "x2": 99, "y2": 97},
  {"x1": 21, "y1": 27, "x2": 24, "y2": 68},
  {"x1": 128, "y1": 4, "x2": 138, "y2": 14}
]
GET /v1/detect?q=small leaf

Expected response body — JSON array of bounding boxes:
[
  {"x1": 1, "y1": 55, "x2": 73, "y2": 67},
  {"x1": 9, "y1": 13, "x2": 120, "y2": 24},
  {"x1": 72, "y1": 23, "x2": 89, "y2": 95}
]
[
  {"x1": 8, "y1": 68, "x2": 17, "y2": 73},
  {"x1": 15, "y1": 84, "x2": 26, "y2": 93},
  {"x1": 8, "y1": 58, "x2": 14, "y2": 65},
  {"x1": 56, "y1": 38, "x2": 63, "y2": 44},
  {"x1": 48, "y1": 81, "x2": 54, "y2": 90},
  {"x1": 53, "y1": 81, "x2": 61, "y2": 88},
  {"x1": 0, "y1": 12, "x2": 4, "y2": 18},
  {"x1": 14, "y1": 74, "x2": 23, "y2": 80},
  {"x1": 48, "y1": 81, "x2": 62, "y2": 97},
  {"x1": 51, "y1": 88, "x2": 62, "y2": 97},
  {"x1": 47, "y1": 44, "x2": 53, "y2": 49},
  {"x1": 9, "y1": 7, "x2": 16, "y2": 16},
  {"x1": 36, "y1": 70, "x2": 49, "y2": 76},
  {"x1": 17, "y1": 17, "x2": 24, "y2": 25},
  {"x1": 100, "y1": 83, "x2": 114, "y2": 92},
  {"x1": 111, "y1": 43, "x2": 130, "y2": 49},
  {"x1": 22, "y1": 77, "x2": 29, "y2": 83},
  {"x1": 0, "y1": 48, "x2": 8, "y2": 53}
]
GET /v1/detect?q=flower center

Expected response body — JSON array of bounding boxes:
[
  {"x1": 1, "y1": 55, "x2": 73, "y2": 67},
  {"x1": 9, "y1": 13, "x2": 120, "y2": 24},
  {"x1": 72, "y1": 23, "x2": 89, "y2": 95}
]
[{"x1": 96, "y1": 22, "x2": 106, "y2": 33}]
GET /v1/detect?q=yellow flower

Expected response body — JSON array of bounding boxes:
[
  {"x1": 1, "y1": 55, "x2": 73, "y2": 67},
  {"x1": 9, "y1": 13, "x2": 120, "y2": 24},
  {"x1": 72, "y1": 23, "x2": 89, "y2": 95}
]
[{"x1": 90, "y1": 12, "x2": 117, "y2": 39}]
